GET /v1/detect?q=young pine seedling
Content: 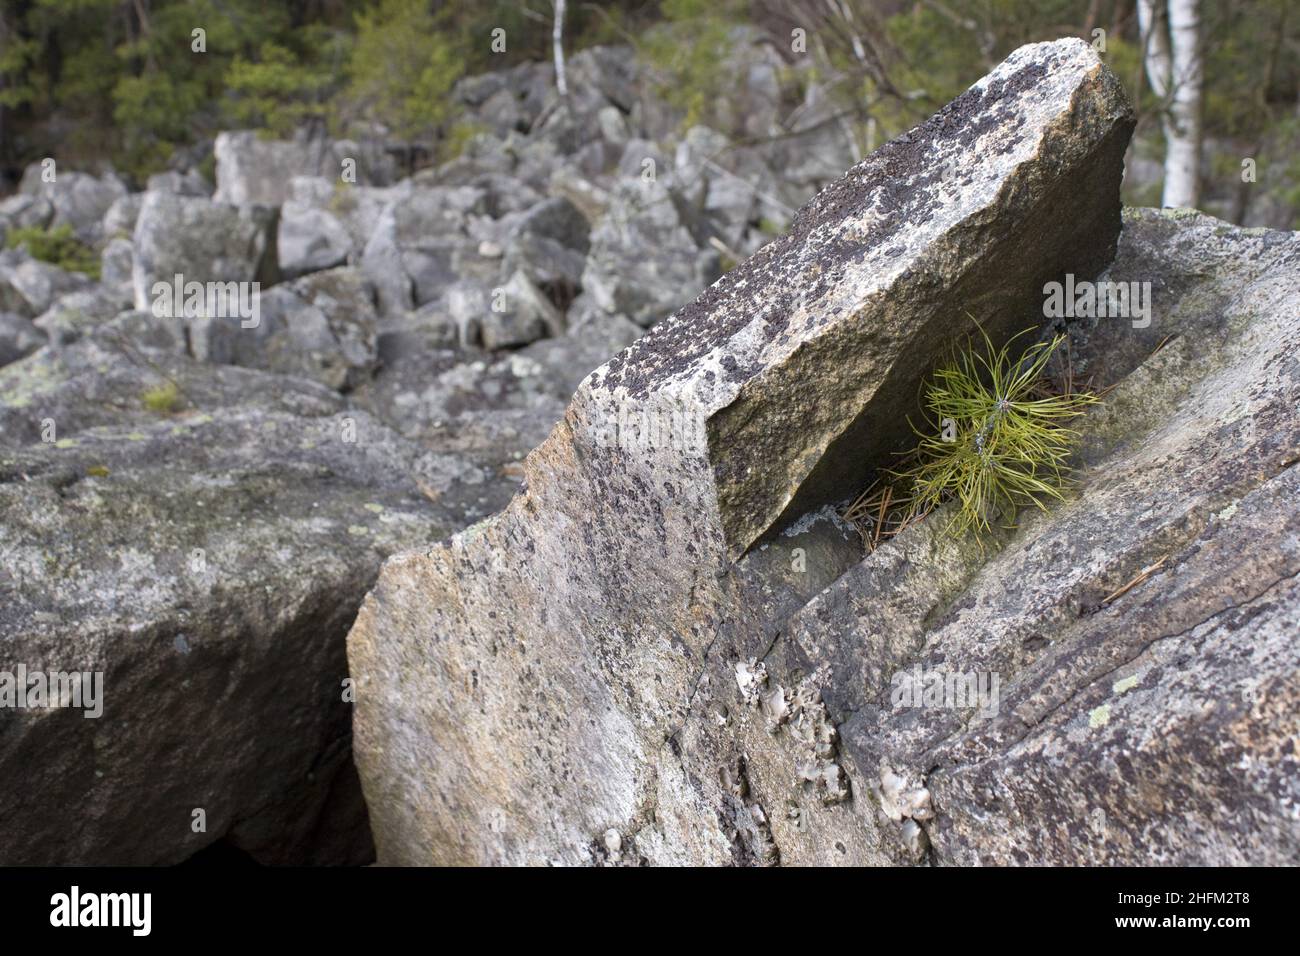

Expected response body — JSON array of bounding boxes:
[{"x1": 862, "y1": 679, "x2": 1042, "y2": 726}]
[{"x1": 892, "y1": 327, "x2": 1098, "y2": 538}]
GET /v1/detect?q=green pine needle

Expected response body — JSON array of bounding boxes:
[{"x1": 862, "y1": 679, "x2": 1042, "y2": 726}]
[{"x1": 891, "y1": 326, "x2": 1099, "y2": 538}]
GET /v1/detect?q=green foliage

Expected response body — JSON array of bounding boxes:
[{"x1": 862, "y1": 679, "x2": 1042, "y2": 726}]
[
  {"x1": 224, "y1": 29, "x2": 350, "y2": 138},
  {"x1": 892, "y1": 329, "x2": 1098, "y2": 537},
  {"x1": 4, "y1": 224, "x2": 100, "y2": 278},
  {"x1": 343, "y1": 0, "x2": 464, "y2": 141},
  {"x1": 140, "y1": 381, "x2": 182, "y2": 415},
  {"x1": 440, "y1": 120, "x2": 489, "y2": 162},
  {"x1": 640, "y1": 0, "x2": 748, "y2": 130}
]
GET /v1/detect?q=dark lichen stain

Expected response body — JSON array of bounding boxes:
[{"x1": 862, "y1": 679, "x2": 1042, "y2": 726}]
[{"x1": 593, "y1": 57, "x2": 1055, "y2": 400}]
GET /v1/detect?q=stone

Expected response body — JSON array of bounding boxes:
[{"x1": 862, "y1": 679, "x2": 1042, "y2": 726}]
[
  {"x1": 480, "y1": 270, "x2": 563, "y2": 349},
  {"x1": 100, "y1": 237, "x2": 135, "y2": 304},
  {"x1": 131, "y1": 191, "x2": 279, "y2": 311},
  {"x1": 0, "y1": 333, "x2": 480, "y2": 865},
  {"x1": 0, "y1": 312, "x2": 44, "y2": 366},
  {"x1": 346, "y1": 39, "x2": 1140, "y2": 865},
  {"x1": 213, "y1": 130, "x2": 328, "y2": 207},
  {"x1": 33, "y1": 287, "x2": 126, "y2": 345},
  {"x1": 582, "y1": 177, "x2": 721, "y2": 327},
  {"x1": 24, "y1": 170, "x2": 128, "y2": 245},
  {"x1": 190, "y1": 266, "x2": 378, "y2": 391},
  {"x1": 0, "y1": 249, "x2": 94, "y2": 318},
  {"x1": 0, "y1": 193, "x2": 55, "y2": 233},
  {"x1": 102, "y1": 194, "x2": 144, "y2": 240},
  {"x1": 278, "y1": 201, "x2": 352, "y2": 278},
  {"x1": 145, "y1": 168, "x2": 211, "y2": 197},
  {"x1": 763, "y1": 208, "x2": 1300, "y2": 865},
  {"x1": 500, "y1": 196, "x2": 590, "y2": 291}
]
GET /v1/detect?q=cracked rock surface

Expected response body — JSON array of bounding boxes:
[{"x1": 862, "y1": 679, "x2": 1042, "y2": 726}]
[{"x1": 338, "y1": 40, "x2": 1300, "y2": 867}]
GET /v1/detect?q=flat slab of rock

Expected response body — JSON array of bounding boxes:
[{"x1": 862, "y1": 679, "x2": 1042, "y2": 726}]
[{"x1": 346, "y1": 39, "x2": 1139, "y2": 865}]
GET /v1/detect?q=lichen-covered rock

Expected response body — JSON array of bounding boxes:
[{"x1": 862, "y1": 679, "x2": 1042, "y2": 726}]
[
  {"x1": 19, "y1": 169, "x2": 128, "y2": 245},
  {"x1": 727, "y1": 208, "x2": 1300, "y2": 866},
  {"x1": 0, "y1": 311, "x2": 43, "y2": 367},
  {"x1": 189, "y1": 265, "x2": 378, "y2": 391},
  {"x1": 131, "y1": 191, "x2": 279, "y2": 311},
  {"x1": 346, "y1": 39, "x2": 1144, "y2": 865},
  {"x1": 0, "y1": 249, "x2": 94, "y2": 318},
  {"x1": 33, "y1": 286, "x2": 130, "y2": 345},
  {"x1": 0, "y1": 333, "x2": 473, "y2": 865}
]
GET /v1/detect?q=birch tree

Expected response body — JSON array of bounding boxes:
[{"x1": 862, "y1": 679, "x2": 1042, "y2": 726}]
[
  {"x1": 1137, "y1": 0, "x2": 1203, "y2": 208},
  {"x1": 552, "y1": 0, "x2": 568, "y2": 98}
]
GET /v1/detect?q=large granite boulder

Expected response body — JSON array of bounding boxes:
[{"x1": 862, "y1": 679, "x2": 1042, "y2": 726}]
[
  {"x1": 131, "y1": 191, "x2": 279, "y2": 311},
  {"x1": 346, "y1": 39, "x2": 1155, "y2": 865},
  {"x1": 0, "y1": 331, "x2": 472, "y2": 865},
  {"x1": 692, "y1": 207, "x2": 1300, "y2": 866}
]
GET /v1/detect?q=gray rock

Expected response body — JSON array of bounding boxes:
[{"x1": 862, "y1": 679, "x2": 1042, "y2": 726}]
[
  {"x1": 290, "y1": 176, "x2": 411, "y2": 252},
  {"x1": 500, "y1": 196, "x2": 590, "y2": 290},
  {"x1": 0, "y1": 333, "x2": 472, "y2": 865},
  {"x1": 145, "y1": 169, "x2": 211, "y2": 197},
  {"x1": 33, "y1": 287, "x2": 126, "y2": 345},
  {"x1": 0, "y1": 193, "x2": 55, "y2": 233},
  {"x1": 345, "y1": 39, "x2": 1146, "y2": 865},
  {"x1": 0, "y1": 312, "x2": 44, "y2": 366},
  {"x1": 100, "y1": 237, "x2": 135, "y2": 304},
  {"x1": 213, "y1": 130, "x2": 329, "y2": 206},
  {"x1": 101, "y1": 194, "x2": 143, "y2": 241},
  {"x1": 278, "y1": 201, "x2": 352, "y2": 278},
  {"x1": 23, "y1": 170, "x2": 128, "y2": 245},
  {"x1": 131, "y1": 191, "x2": 279, "y2": 311},
  {"x1": 480, "y1": 269, "x2": 562, "y2": 349},
  {"x1": 190, "y1": 266, "x2": 378, "y2": 391},
  {"x1": 0, "y1": 249, "x2": 94, "y2": 317},
  {"x1": 359, "y1": 204, "x2": 413, "y2": 315},
  {"x1": 760, "y1": 208, "x2": 1300, "y2": 865},
  {"x1": 582, "y1": 178, "x2": 721, "y2": 327},
  {"x1": 214, "y1": 129, "x2": 405, "y2": 208}
]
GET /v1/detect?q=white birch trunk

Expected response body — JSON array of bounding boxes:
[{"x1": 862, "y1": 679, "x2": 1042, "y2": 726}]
[
  {"x1": 1163, "y1": 0, "x2": 1202, "y2": 207},
  {"x1": 1138, "y1": 0, "x2": 1202, "y2": 208},
  {"x1": 553, "y1": 0, "x2": 568, "y2": 98}
]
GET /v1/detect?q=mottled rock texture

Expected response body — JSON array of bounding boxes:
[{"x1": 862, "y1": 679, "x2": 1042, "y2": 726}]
[
  {"x1": 347, "y1": 41, "x2": 1284, "y2": 868},
  {"x1": 0, "y1": 331, "x2": 470, "y2": 865}
]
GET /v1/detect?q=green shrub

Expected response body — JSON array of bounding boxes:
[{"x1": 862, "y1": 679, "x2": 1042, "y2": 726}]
[
  {"x1": 343, "y1": 0, "x2": 464, "y2": 141},
  {"x1": 639, "y1": 0, "x2": 747, "y2": 130},
  {"x1": 5, "y1": 224, "x2": 100, "y2": 278},
  {"x1": 891, "y1": 328, "x2": 1098, "y2": 537}
]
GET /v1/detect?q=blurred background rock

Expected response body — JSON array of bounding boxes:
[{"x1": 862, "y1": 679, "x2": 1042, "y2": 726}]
[{"x1": 1, "y1": 0, "x2": 1296, "y2": 228}]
